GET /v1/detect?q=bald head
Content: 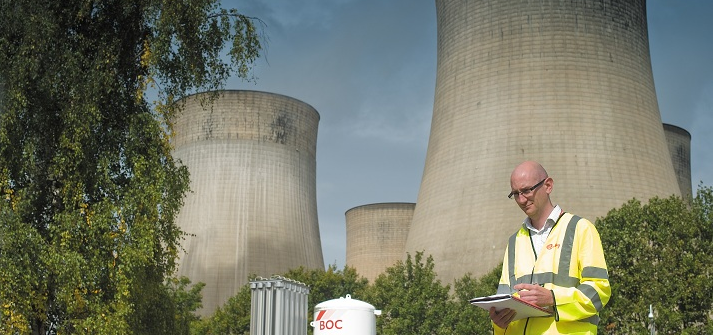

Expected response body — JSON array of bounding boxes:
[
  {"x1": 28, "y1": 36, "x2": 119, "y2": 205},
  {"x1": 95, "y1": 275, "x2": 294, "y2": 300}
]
[{"x1": 511, "y1": 161, "x2": 548, "y2": 182}]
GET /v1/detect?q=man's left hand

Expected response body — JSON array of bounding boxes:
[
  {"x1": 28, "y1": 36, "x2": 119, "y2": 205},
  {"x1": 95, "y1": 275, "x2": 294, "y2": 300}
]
[{"x1": 513, "y1": 283, "x2": 554, "y2": 307}]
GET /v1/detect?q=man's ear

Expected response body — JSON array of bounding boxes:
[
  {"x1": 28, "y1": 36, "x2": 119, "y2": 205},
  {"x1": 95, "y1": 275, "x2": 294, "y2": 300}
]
[{"x1": 544, "y1": 177, "x2": 554, "y2": 193}]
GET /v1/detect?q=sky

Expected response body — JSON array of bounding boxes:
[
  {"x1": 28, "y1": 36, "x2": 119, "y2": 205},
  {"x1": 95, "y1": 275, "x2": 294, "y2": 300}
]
[{"x1": 223, "y1": 0, "x2": 713, "y2": 269}]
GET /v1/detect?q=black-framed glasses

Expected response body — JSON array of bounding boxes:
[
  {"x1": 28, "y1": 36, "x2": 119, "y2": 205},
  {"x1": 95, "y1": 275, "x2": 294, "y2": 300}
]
[{"x1": 508, "y1": 178, "x2": 546, "y2": 199}]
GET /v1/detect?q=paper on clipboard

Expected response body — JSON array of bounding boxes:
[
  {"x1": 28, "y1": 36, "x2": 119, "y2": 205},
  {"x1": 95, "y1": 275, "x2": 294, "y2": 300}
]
[{"x1": 469, "y1": 294, "x2": 553, "y2": 321}]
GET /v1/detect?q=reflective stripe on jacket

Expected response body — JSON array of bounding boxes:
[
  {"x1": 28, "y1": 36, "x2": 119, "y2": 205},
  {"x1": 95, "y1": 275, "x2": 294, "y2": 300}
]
[{"x1": 494, "y1": 213, "x2": 611, "y2": 334}]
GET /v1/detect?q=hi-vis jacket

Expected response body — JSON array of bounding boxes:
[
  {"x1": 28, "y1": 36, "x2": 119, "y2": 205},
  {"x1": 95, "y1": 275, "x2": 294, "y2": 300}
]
[{"x1": 493, "y1": 212, "x2": 611, "y2": 335}]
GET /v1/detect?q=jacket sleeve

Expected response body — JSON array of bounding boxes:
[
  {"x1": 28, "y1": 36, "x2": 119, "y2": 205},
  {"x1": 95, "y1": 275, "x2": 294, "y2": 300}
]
[
  {"x1": 492, "y1": 244, "x2": 511, "y2": 334},
  {"x1": 551, "y1": 219, "x2": 611, "y2": 322},
  {"x1": 497, "y1": 243, "x2": 512, "y2": 294}
]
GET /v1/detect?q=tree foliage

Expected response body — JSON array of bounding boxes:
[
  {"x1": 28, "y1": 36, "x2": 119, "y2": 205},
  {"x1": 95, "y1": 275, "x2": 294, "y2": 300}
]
[
  {"x1": 191, "y1": 283, "x2": 251, "y2": 335},
  {"x1": 364, "y1": 252, "x2": 452, "y2": 335},
  {"x1": 284, "y1": 265, "x2": 370, "y2": 315},
  {"x1": 121, "y1": 276, "x2": 205, "y2": 335},
  {"x1": 0, "y1": 0, "x2": 260, "y2": 333},
  {"x1": 597, "y1": 186, "x2": 713, "y2": 334},
  {"x1": 445, "y1": 265, "x2": 502, "y2": 334}
]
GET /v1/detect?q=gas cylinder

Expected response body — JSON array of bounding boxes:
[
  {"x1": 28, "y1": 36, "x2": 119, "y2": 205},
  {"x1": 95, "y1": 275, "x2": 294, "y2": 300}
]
[{"x1": 310, "y1": 294, "x2": 381, "y2": 334}]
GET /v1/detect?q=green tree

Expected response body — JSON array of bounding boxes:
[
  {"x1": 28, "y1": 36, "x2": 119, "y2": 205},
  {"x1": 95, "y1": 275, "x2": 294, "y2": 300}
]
[
  {"x1": 123, "y1": 276, "x2": 205, "y2": 335},
  {"x1": 597, "y1": 187, "x2": 713, "y2": 334},
  {"x1": 191, "y1": 284, "x2": 251, "y2": 335},
  {"x1": 444, "y1": 264, "x2": 502, "y2": 334},
  {"x1": 0, "y1": 0, "x2": 260, "y2": 333},
  {"x1": 365, "y1": 252, "x2": 452, "y2": 335},
  {"x1": 284, "y1": 265, "x2": 370, "y2": 314}
]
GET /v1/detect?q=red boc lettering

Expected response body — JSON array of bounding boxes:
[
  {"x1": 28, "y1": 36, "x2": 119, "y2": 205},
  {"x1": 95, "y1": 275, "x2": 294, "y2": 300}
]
[{"x1": 319, "y1": 320, "x2": 343, "y2": 330}]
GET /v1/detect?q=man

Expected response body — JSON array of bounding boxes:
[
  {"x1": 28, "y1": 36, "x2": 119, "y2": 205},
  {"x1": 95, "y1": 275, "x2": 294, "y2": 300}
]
[{"x1": 489, "y1": 161, "x2": 611, "y2": 334}]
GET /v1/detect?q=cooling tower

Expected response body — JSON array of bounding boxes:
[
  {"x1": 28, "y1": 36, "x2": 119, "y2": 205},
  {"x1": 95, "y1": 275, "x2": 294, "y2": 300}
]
[
  {"x1": 345, "y1": 203, "x2": 415, "y2": 282},
  {"x1": 173, "y1": 90, "x2": 324, "y2": 315},
  {"x1": 663, "y1": 123, "x2": 692, "y2": 199},
  {"x1": 405, "y1": 0, "x2": 681, "y2": 284}
]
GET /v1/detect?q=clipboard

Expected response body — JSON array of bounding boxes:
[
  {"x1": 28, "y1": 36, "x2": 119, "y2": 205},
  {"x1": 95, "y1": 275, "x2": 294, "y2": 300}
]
[{"x1": 469, "y1": 294, "x2": 553, "y2": 320}]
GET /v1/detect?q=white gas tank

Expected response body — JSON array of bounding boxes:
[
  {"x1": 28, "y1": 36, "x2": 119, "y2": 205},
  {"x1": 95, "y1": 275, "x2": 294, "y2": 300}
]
[{"x1": 311, "y1": 294, "x2": 381, "y2": 334}]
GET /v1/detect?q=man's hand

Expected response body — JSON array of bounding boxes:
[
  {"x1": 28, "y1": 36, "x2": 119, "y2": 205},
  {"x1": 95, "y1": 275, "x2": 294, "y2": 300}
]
[
  {"x1": 513, "y1": 283, "x2": 554, "y2": 307},
  {"x1": 489, "y1": 306, "x2": 516, "y2": 328}
]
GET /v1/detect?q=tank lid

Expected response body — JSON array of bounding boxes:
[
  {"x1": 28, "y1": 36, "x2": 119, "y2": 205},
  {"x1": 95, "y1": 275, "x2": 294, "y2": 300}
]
[{"x1": 315, "y1": 294, "x2": 375, "y2": 311}]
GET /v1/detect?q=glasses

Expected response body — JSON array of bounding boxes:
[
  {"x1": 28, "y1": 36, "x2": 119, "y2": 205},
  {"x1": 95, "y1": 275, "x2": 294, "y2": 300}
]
[{"x1": 508, "y1": 178, "x2": 546, "y2": 199}]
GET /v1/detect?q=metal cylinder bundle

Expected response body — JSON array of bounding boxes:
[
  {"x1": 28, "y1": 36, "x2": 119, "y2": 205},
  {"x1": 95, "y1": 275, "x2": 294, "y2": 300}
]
[{"x1": 250, "y1": 276, "x2": 311, "y2": 335}]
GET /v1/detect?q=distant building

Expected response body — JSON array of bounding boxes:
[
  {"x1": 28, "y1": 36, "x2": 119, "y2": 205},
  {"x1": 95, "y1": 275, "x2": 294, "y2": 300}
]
[
  {"x1": 173, "y1": 90, "x2": 324, "y2": 315},
  {"x1": 345, "y1": 203, "x2": 415, "y2": 282},
  {"x1": 401, "y1": 0, "x2": 682, "y2": 284},
  {"x1": 663, "y1": 123, "x2": 692, "y2": 200}
]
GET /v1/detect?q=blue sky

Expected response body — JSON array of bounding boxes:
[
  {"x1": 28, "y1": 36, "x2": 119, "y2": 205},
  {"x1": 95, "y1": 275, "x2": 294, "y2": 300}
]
[{"x1": 223, "y1": 0, "x2": 713, "y2": 268}]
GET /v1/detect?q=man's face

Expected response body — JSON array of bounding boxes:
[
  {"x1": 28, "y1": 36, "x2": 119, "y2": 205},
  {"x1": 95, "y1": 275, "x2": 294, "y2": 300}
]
[{"x1": 510, "y1": 176, "x2": 550, "y2": 218}]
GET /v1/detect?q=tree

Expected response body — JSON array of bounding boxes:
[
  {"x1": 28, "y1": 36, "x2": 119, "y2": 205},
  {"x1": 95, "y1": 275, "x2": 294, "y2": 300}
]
[
  {"x1": 284, "y1": 265, "x2": 370, "y2": 314},
  {"x1": 364, "y1": 252, "x2": 452, "y2": 335},
  {"x1": 597, "y1": 187, "x2": 713, "y2": 334},
  {"x1": 0, "y1": 0, "x2": 260, "y2": 333},
  {"x1": 191, "y1": 284, "x2": 251, "y2": 335},
  {"x1": 119, "y1": 276, "x2": 205, "y2": 335},
  {"x1": 444, "y1": 264, "x2": 502, "y2": 334}
]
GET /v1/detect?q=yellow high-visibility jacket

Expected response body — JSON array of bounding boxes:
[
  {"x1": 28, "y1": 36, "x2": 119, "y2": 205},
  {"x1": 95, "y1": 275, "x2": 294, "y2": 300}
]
[{"x1": 493, "y1": 212, "x2": 611, "y2": 334}]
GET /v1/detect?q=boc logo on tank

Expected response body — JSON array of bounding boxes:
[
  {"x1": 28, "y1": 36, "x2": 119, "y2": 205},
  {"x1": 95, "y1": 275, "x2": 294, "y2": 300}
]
[
  {"x1": 310, "y1": 295, "x2": 380, "y2": 335},
  {"x1": 312, "y1": 309, "x2": 346, "y2": 330}
]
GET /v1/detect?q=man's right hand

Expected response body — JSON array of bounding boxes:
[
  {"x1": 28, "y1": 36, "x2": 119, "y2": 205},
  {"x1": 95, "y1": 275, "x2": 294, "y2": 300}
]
[{"x1": 489, "y1": 306, "x2": 516, "y2": 329}]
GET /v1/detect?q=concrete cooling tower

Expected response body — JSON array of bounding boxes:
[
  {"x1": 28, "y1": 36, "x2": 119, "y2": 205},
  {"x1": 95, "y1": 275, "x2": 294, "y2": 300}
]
[
  {"x1": 663, "y1": 123, "x2": 692, "y2": 199},
  {"x1": 405, "y1": 0, "x2": 682, "y2": 284},
  {"x1": 345, "y1": 203, "x2": 415, "y2": 282},
  {"x1": 173, "y1": 90, "x2": 324, "y2": 314}
]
